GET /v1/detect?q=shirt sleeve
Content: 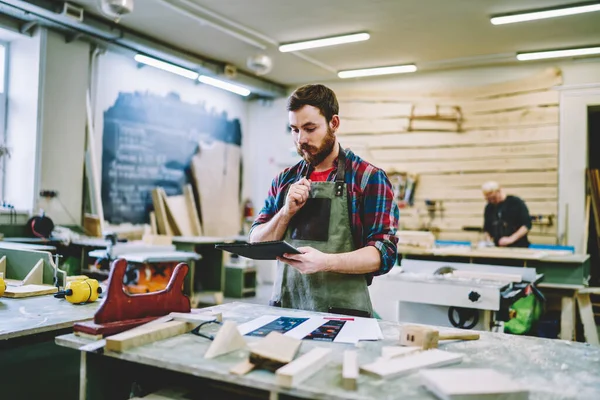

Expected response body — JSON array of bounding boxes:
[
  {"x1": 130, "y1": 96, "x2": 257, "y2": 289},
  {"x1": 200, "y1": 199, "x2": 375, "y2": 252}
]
[
  {"x1": 517, "y1": 197, "x2": 532, "y2": 230},
  {"x1": 483, "y1": 205, "x2": 492, "y2": 234},
  {"x1": 249, "y1": 174, "x2": 284, "y2": 234},
  {"x1": 362, "y1": 169, "x2": 399, "y2": 276}
]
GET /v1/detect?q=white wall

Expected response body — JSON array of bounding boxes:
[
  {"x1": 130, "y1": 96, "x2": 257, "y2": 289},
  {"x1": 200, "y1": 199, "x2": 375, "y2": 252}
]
[
  {"x1": 94, "y1": 51, "x2": 249, "y2": 226},
  {"x1": 36, "y1": 30, "x2": 90, "y2": 225},
  {"x1": 244, "y1": 98, "x2": 298, "y2": 212},
  {"x1": 94, "y1": 51, "x2": 249, "y2": 175},
  {"x1": 4, "y1": 28, "x2": 43, "y2": 213},
  {"x1": 245, "y1": 58, "x2": 600, "y2": 252}
]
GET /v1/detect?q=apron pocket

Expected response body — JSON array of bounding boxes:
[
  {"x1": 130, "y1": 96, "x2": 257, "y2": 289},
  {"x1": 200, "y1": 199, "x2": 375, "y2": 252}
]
[{"x1": 289, "y1": 198, "x2": 331, "y2": 242}]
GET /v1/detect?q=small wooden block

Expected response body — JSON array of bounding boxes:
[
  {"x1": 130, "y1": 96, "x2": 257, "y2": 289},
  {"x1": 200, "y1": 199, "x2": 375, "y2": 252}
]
[
  {"x1": 399, "y1": 325, "x2": 439, "y2": 349},
  {"x1": 105, "y1": 320, "x2": 192, "y2": 352},
  {"x1": 204, "y1": 321, "x2": 246, "y2": 359},
  {"x1": 169, "y1": 312, "x2": 218, "y2": 324},
  {"x1": 3, "y1": 284, "x2": 58, "y2": 298},
  {"x1": 74, "y1": 331, "x2": 103, "y2": 341},
  {"x1": 250, "y1": 332, "x2": 302, "y2": 372},
  {"x1": 360, "y1": 349, "x2": 463, "y2": 380},
  {"x1": 276, "y1": 347, "x2": 332, "y2": 389},
  {"x1": 381, "y1": 346, "x2": 421, "y2": 359},
  {"x1": 419, "y1": 368, "x2": 529, "y2": 399},
  {"x1": 342, "y1": 350, "x2": 359, "y2": 391},
  {"x1": 230, "y1": 359, "x2": 255, "y2": 376}
]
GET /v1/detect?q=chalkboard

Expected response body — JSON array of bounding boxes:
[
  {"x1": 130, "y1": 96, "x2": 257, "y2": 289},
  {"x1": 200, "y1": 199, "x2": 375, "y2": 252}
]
[{"x1": 101, "y1": 92, "x2": 242, "y2": 224}]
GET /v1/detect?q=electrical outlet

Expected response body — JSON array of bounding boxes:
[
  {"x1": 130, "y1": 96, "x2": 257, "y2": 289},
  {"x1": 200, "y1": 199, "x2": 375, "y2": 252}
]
[{"x1": 40, "y1": 190, "x2": 59, "y2": 198}]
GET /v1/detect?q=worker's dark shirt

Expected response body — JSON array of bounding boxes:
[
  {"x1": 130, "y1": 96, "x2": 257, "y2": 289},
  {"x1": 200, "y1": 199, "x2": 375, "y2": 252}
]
[{"x1": 483, "y1": 195, "x2": 531, "y2": 248}]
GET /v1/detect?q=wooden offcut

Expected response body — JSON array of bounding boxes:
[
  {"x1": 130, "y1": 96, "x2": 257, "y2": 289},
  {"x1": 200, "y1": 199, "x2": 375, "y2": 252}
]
[
  {"x1": 3, "y1": 284, "x2": 58, "y2": 298},
  {"x1": 342, "y1": 350, "x2": 359, "y2": 391},
  {"x1": 190, "y1": 141, "x2": 241, "y2": 237},
  {"x1": 105, "y1": 320, "x2": 193, "y2": 352},
  {"x1": 249, "y1": 332, "x2": 302, "y2": 372},
  {"x1": 152, "y1": 188, "x2": 173, "y2": 236},
  {"x1": 275, "y1": 347, "x2": 332, "y2": 389},
  {"x1": 360, "y1": 349, "x2": 463, "y2": 379},
  {"x1": 419, "y1": 368, "x2": 529, "y2": 399}
]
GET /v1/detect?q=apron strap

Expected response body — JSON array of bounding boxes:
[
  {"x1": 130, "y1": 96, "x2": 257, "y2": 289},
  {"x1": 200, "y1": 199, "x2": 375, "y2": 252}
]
[
  {"x1": 335, "y1": 144, "x2": 346, "y2": 197},
  {"x1": 303, "y1": 144, "x2": 346, "y2": 198}
]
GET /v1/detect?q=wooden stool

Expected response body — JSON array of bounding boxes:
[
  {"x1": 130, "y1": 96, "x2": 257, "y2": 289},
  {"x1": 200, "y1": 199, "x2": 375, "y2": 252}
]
[{"x1": 538, "y1": 283, "x2": 599, "y2": 346}]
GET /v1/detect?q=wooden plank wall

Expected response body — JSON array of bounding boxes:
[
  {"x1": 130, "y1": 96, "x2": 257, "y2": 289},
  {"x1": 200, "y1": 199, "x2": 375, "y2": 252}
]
[{"x1": 337, "y1": 68, "x2": 562, "y2": 245}]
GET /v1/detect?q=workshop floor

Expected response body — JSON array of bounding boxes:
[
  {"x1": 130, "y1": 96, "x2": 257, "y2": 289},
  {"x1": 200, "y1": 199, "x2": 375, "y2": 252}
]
[{"x1": 223, "y1": 283, "x2": 272, "y2": 306}]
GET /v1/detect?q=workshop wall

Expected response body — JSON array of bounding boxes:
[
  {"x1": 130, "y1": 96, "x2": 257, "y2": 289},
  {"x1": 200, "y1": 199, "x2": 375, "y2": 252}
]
[
  {"x1": 93, "y1": 50, "x2": 249, "y2": 231},
  {"x1": 247, "y1": 59, "x2": 600, "y2": 250},
  {"x1": 334, "y1": 68, "x2": 561, "y2": 245}
]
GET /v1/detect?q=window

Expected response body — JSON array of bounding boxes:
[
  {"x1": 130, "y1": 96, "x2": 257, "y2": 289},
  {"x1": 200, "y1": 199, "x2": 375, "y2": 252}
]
[{"x1": 0, "y1": 41, "x2": 7, "y2": 200}]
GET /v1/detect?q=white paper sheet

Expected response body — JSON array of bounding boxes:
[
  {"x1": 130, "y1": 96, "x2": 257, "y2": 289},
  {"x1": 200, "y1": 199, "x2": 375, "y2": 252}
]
[{"x1": 236, "y1": 314, "x2": 383, "y2": 344}]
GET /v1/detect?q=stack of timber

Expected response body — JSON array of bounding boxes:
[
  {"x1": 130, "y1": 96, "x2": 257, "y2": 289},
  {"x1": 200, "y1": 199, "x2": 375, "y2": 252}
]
[
  {"x1": 151, "y1": 185, "x2": 203, "y2": 237},
  {"x1": 337, "y1": 68, "x2": 561, "y2": 245}
]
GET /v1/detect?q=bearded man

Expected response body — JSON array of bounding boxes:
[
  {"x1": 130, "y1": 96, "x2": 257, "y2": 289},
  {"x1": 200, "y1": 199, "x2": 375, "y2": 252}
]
[{"x1": 249, "y1": 84, "x2": 399, "y2": 317}]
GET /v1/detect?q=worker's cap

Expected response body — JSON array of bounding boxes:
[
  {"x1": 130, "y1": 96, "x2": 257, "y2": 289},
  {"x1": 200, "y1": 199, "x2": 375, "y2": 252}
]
[{"x1": 481, "y1": 181, "x2": 500, "y2": 193}]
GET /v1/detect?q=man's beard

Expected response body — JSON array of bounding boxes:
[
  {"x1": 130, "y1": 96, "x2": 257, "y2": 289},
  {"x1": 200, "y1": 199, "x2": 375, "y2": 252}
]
[{"x1": 296, "y1": 127, "x2": 336, "y2": 166}]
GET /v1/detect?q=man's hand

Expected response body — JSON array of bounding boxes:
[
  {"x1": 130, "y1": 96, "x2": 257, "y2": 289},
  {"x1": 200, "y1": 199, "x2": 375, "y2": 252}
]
[
  {"x1": 282, "y1": 178, "x2": 311, "y2": 217},
  {"x1": 498, "y1": 236, "x2": 513, "y2": 247},
  {"x1": 277, "y1": 246, "x2": 330, "y2": 274}
]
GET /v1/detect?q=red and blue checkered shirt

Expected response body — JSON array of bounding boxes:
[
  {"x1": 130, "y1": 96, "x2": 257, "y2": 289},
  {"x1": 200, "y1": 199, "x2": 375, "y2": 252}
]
[{"x1": 250, "y1": 147, "x2": 399, "y2": 279}]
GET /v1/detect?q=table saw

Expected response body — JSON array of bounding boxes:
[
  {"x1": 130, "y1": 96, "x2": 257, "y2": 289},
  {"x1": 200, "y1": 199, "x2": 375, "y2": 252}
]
[{"x1": 369, "y1": 259, "x2": 543, "y2": 331}]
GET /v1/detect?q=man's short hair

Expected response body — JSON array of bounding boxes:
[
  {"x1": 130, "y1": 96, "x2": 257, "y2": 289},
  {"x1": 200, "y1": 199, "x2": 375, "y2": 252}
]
[
  {"x1": 482, "y1": 181, "x2": 500, "y2": 193},
  {"x1": 287, "y1": 84, "x2": 339, "y2": 124}
]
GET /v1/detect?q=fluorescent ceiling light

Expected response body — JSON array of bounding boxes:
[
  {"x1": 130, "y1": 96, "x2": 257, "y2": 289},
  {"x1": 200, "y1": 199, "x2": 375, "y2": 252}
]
[
  {"x1": 517, "y1": 46, "x2": 600, "y2": 61},
  {"x1": 198, "y1": 75, "x2": 251, "y2": 96},
  {"x1": 134, "y1": 54, "x2": 199, "y2": 80},
  {"x1": 279, "y1": 32, "x2": 370, "y2": 52},
  {"x1": 491, "y1": 3, "x2": 600, "y2": 25},
  {"x1": 338, "y1": 64, "x2": 417, "y2": 79}
]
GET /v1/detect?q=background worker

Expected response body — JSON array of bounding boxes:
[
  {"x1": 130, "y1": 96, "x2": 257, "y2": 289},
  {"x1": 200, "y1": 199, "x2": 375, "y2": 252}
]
[{"x1": 482, "y1": 181, "x2": 532, "y2": 248}]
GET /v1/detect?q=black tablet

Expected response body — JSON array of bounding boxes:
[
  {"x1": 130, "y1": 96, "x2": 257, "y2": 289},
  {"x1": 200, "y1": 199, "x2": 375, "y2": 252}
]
[{"x1": 215, "y1": 240, "x2": 301, "y2": 260}]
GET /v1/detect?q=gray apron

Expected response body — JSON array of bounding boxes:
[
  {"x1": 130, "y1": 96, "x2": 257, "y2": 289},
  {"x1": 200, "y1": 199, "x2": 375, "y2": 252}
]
[{"x1": 270, "y1": 146, "x2": 373, "y2": 317}]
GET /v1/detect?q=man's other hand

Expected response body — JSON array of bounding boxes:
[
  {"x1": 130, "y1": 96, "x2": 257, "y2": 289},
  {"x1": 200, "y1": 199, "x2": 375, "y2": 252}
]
[{"x1": 277, "y1": 246, "x2": 330, "y2": 274}]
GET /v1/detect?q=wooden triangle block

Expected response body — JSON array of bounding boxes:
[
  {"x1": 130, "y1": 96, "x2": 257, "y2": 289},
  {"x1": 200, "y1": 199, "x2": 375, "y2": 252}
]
[
  {"x1": 204, "y1": 321, "x2": 246, "y2": 359},
  {"x1": 0, "y1": 255, "x2": 6, "y2": 276},
  {"x1": 22, "y1": 259, "x2": 44, "y2": 286}
]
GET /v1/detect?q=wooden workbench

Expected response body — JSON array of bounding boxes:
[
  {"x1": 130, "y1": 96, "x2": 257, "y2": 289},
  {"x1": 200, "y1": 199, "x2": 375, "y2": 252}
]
[
  {"x1": 0, "y1": 294, "x2": 100, "y2": 341},
  {"x1": 0, "y1": 295, "x2": 101, "y2": 400},
  {"x1": 56, "y1": 302, "x2": 600, "y2": 400},
  {"x1": 398, "y1": 245, "x2": 590, "y2": 285}
]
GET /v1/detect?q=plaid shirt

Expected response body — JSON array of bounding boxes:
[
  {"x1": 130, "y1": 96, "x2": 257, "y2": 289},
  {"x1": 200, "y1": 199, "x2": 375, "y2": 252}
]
[{"x1": 251, "y1": 147, "x2": 399, "y2": 279}]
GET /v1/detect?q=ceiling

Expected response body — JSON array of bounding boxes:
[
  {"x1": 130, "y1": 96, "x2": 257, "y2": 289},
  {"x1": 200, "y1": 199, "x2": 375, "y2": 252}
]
[{"x1": 67, "y1": 0, "x2": 600, "y2": 86}]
